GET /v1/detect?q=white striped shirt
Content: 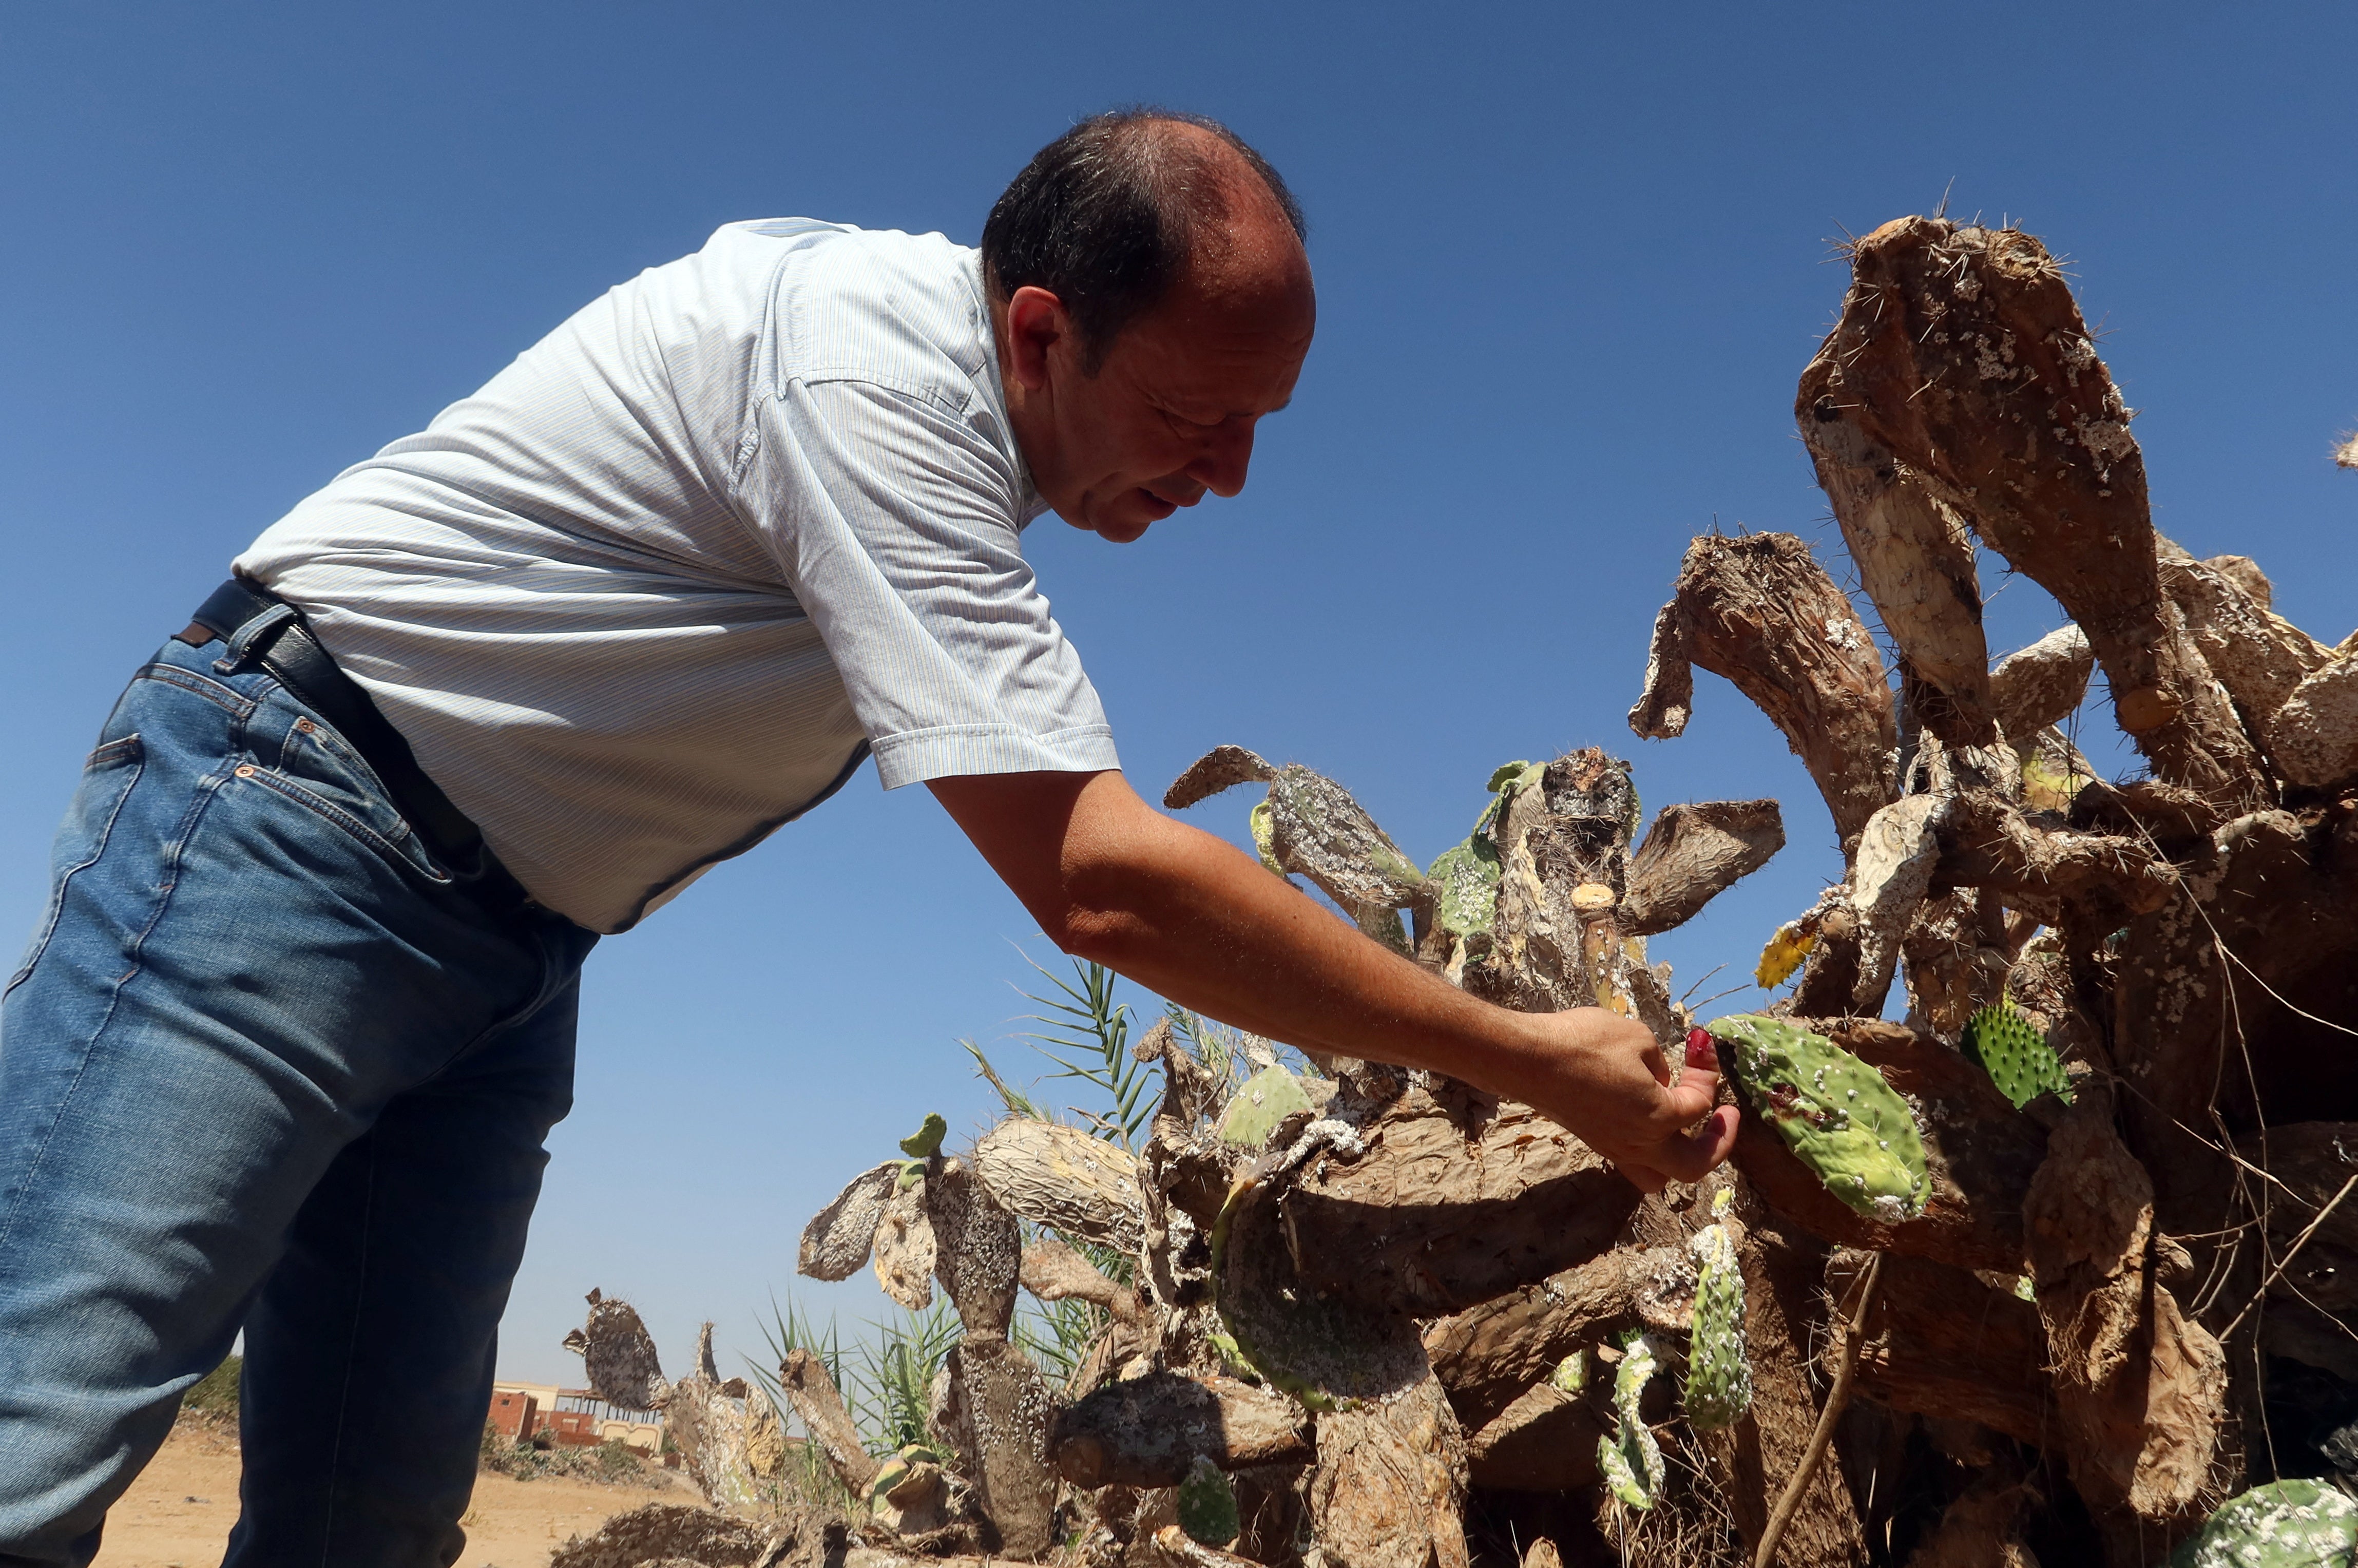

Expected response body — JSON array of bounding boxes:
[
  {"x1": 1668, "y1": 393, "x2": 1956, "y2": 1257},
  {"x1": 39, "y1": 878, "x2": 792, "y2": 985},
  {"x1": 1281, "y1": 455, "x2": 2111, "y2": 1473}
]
[{"x1": 238, "y1": 220, "x2": 1118, "y2": 933}]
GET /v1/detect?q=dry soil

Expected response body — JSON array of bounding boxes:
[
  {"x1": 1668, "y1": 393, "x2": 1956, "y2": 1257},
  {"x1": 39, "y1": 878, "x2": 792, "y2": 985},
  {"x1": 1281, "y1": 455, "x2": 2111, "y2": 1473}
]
[{"x1": 92, "y1": 1419, "x2": 692, "y2": 1567}]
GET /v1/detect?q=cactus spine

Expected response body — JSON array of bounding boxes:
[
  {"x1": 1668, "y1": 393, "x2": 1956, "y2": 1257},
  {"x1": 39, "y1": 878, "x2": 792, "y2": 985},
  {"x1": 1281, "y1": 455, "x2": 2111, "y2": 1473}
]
[{"x1": 1962, "y1": 999, "x2": 2074, "y2": 1109}]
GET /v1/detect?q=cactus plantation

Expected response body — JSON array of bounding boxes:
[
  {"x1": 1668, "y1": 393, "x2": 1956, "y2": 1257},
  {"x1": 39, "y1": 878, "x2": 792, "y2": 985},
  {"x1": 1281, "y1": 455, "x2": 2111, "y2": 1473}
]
[{"x1": 549, "y1": 215, "x2": 2358, "y2": 1567}]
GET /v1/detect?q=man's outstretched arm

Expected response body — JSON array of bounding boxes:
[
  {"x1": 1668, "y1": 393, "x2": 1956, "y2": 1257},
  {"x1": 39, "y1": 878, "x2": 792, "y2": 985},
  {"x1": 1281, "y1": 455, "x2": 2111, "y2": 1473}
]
[{"x1": 929, "y1": 768, "x2": 1739, "y2": 1192}]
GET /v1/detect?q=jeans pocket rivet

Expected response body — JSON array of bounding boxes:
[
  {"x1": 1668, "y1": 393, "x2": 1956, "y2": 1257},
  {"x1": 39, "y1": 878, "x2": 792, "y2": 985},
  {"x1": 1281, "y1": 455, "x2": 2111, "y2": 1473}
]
[
  {"x1": 295, "y1": 719, "x2": 314, "y2": 733},
  {"x1": 235, "y1": 765, "x2": 257, "y2": 779}
]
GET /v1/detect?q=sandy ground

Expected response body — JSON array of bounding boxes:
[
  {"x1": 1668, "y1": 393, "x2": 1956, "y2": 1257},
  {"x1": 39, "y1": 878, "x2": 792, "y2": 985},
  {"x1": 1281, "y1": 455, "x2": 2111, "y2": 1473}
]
[{"x1": 92, "y1": 1420, "x2": 692, "y2": 1567}]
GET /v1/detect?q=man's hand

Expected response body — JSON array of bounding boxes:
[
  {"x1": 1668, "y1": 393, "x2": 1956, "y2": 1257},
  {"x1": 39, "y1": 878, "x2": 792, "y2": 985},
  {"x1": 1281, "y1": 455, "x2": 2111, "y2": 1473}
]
[
  {"x1": 1493, "y1": 1009, "x2": 1739, "y2": 1193},
  {"x1": 928, "y1": 767, "x2": 1741, "y2": 1193}
]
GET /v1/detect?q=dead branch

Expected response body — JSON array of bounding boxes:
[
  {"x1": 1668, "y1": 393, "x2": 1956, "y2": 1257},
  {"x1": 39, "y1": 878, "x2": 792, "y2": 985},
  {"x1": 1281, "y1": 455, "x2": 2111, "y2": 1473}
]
[
  {"x1": 1989, "y1": 624, "x2": 2095, "y2": 742},
  {"x1": 972, "y1": 1118, "x2": 1146, "y2": 1256},
  {"x1": 1164, "y1": 744, "x2": 1278, "y2": 810},
  {"x1": 1628, "y1": 533, "x2": 1897, "y2": 848},
  {"x1": 1796, "y1": 351, "x2": 1995, "y2": 746},
  {"x1": 1620, "y1": 799, "x2": 1786, "y2": 935},
  {"x1": 1812, "y1": 216, "x2": 2269, "y2": 808},
  {"x1": 779, "y1": 1347, "x2": 880, "y2": 1496},
  {"x1": 1255, "y1": 1079, "x2": 1639, "y2": 1318},
  {"x1": 2023, "y1": 1102, "x2": 2228, "y2": 1527},
  {"x1": 1049, "y1": 1371, "x2": 1315, "y2": 1488},
  {"x1": 1755, "y1": 1250, "x2": 1880, "y2": 1568}
]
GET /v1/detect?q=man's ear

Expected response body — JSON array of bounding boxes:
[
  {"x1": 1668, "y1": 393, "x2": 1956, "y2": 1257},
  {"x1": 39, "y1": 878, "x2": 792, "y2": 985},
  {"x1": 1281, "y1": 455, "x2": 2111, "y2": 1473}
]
[{"x1": 1002, "y1": 285, "x2": 1068, "y2": 393}]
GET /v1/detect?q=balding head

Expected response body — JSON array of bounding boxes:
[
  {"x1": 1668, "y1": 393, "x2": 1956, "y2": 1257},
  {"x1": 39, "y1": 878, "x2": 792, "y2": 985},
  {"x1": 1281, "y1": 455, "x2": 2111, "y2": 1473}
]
[{"x1": 983, "y1": 110, "x2": 1309, "y2": 371}]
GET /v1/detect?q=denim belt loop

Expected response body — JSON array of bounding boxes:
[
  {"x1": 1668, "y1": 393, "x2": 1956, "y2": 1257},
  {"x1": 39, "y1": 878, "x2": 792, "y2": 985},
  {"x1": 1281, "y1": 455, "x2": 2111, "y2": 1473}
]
[{"x1": 215, "y1": 603, "x2": 297, "y2": 676}]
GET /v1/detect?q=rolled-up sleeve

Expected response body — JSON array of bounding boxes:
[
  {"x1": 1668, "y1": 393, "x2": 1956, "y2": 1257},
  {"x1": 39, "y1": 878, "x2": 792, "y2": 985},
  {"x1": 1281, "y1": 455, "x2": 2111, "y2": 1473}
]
[{"x1": 734, "y1": 374, "x2": 1119, "y2": 788}]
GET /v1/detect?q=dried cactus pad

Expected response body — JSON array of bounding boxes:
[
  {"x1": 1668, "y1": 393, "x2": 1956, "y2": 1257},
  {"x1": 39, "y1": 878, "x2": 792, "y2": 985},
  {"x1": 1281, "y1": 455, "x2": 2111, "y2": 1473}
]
[
  {"x1": 1177, "y1": 1454, "x2": 1242, "y2": 1547},
  {"x1": 1707, "y1": 1014, "x2": 1929, "y2": 1224},
  {"x1": 1962, "y1": 1000, "x2": 2074, "y2": 1109},
  {"x1": 798, "y1": 1162, "x2": 900, "y2": 1280},
  {"x1": 1595, "y1": 1329, "x2": 1662, "y2": 1510},
  {"x1": 2168, "y1": 1479, "x2": 2357, "y2": 1567},
  {"x1": 561, "y1": 1289, "x2": 669, "y2": 1412},
  {"x1": 1681, "y1": 1196, "x2": 1751, "y2": 1431},
  {"x1": 1218, "y1": 1065, "x2": 1313, "y2": 1149},
  {"x1": 865, "y1": 1442, "x2": 943, "y2": 1511}
]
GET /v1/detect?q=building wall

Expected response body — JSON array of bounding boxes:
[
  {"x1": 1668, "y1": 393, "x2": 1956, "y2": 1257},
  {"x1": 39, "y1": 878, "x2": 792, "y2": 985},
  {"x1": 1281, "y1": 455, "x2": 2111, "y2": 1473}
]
[{"x1": 486, "y1": 1389, "x2": 539, "y2": 1443}]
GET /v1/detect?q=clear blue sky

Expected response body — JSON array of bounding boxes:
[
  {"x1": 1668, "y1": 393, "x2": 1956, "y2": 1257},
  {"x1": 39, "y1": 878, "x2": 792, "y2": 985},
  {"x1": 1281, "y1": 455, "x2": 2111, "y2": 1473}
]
[{"x1": 5, "y1": 3, "x2": 2354, "y2": 1388}]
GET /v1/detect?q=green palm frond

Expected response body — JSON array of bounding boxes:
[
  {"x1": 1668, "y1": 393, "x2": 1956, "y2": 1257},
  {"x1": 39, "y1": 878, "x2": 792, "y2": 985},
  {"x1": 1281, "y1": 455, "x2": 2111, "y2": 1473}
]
[
  {"x1": 1012, "y1": 954, "x2": 1156, "y2": 1149},
  {"x1": 844, "y1": 1301, "x2": 962, "y2": 1452}
]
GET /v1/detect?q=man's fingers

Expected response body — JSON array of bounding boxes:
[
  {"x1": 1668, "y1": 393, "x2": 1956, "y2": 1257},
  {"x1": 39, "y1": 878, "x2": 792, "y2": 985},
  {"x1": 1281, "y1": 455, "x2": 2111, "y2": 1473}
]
[{"x1": 1662, "y1": 1038, "x2": 1724, "y2": 1126}]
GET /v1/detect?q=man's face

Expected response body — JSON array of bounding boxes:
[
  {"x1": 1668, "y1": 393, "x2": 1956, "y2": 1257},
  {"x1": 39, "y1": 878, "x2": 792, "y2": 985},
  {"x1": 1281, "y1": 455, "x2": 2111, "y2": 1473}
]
[{"x1": 998, "y1": 233, "x2": 1316, "y2": 543}]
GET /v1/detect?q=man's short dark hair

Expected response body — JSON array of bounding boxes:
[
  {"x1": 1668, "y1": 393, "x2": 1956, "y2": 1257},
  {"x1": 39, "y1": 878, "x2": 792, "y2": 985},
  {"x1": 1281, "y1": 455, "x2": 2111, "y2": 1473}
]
[{"x1": 981, "y1": 109, "x2": 1307, "y2": 371}]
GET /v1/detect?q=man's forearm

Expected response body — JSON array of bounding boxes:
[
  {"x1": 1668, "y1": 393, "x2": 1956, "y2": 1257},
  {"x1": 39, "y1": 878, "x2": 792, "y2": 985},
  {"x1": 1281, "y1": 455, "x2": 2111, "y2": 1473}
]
[
  {"x1": 930, "y1": 768, "x2": 1735, "y2": 1188},
  {"x1": 935, "y1": 769, "x2": 1561, "y2": 1100}
]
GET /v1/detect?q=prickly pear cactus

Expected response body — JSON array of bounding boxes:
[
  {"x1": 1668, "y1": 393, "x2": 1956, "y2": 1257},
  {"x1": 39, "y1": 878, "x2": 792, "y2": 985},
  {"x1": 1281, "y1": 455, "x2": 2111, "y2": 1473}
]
[
  {"x1": 1177, "y1": 1453, "x2": 1242, "y2": 1547},
  {"x1": 1680, "y1": 1189, "x2": 1751, "y2": 1431},
  {"x1": 1427, "y1": 832, "x2": 1502, "y2": 941},
  {"x1": 896, "y1": 1111, "x2": 947, "y2": 1188},
  {"x1": 1217, "y1": 1065, "x2": 1312, "y2": 1149},
  {"x1": 1548, "y1": 1348, "x2": 1587, "y2": 1395},
  {"x1": 1595, "y1": 1329, "x2": 1663, "y2": 1511},
  {"x1": 1962, "y1": 999, "x2": 2074, "y2": 1109},
  {"x1": 1704, "y1": 1016, "x2": 1930, "y2": 1224},
  {"x1": 2168, "y1": 1478, "x2": 2358, "y2": 1567},
  {"x1": 899, "y1": 1113, "x2": 948, "y2": 1159}
]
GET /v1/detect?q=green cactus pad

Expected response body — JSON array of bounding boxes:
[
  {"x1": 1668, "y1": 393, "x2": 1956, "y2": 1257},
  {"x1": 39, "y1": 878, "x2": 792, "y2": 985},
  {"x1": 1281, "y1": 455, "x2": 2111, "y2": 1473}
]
[
  {"x1": 1486, "y1": 759, "x2": 1538, "y2": 794},
  {"x1": 898, "y1": 1113, "x2": 948, "y2": 1159},
  {"x1": 1218, "y1": 1065, "x2": 1314, "y2": 1150},
  {"x1": 1595, "y1": 1329, "x2": 1662, "y2": 1510},
  {"x1": 1962, "y1": 1000, "x2": 2074, "y2": 1110},
  {"x1": 1681, "y1": 1198, "x2": 1752, "y2": 1431},
  {"x1": 1707, "y1": 1015, "x2": 1929, "y2": 1225},
  {"x1": 1427, "y1": 834, "x2": 1503, "y2": 940},
  {"x1": 2169, "y1": 1479, "x2": 2357, "y2": 1567},
  {"x1": 1177, "y1": 1454, "x2": 1242, "y2": 1547},
  {"x1": 1548, "y1": 1349, "x2": 1587, "y2": 1394}
]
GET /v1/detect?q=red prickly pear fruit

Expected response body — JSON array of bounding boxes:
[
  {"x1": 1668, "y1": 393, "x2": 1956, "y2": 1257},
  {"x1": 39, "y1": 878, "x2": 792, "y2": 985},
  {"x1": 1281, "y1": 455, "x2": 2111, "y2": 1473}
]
[{"x1": 1686, "y1": 1027, "x2": 1717, "y2": 1069}]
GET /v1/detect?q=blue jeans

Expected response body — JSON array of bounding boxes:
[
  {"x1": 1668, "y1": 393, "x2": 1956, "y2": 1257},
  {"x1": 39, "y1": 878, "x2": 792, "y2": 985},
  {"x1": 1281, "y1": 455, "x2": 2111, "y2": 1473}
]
[{"x1": 0, "y1": 633, "x2": 596, "y2": 1566}]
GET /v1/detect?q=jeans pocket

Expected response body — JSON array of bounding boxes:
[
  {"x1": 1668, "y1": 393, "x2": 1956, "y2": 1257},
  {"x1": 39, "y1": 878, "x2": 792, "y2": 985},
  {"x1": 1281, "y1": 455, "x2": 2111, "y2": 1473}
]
[{"x1": 5, "y1": 734, "x2": 146, "y2": 995}]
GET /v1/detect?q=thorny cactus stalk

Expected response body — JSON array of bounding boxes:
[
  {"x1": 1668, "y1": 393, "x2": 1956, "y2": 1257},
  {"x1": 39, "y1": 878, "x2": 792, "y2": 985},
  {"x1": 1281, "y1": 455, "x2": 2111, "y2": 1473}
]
[
  {"x1": 1680, "y1": 1189, "x2": 1751, "y2": 1431},
  {"x1": 1962, "y1": 999, "x2": 2075, "y2": 1110},
  {"x1": 1704, "y1": 1016, "x2": 1929, "y2": 1223},
  {"x1": 1595, "y1": 1329, "x2": 1663, "y2": 1511},
  {"x1": 2167, "y1": 1480, "x2": 2358, "y2": 1568}
]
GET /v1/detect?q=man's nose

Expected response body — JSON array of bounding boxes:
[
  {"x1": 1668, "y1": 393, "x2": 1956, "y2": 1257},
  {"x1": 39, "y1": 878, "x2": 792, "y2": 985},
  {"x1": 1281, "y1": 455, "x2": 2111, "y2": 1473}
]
[{"x1": 1188, "y1": 418, "x2": 1258, "y2": 499}]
